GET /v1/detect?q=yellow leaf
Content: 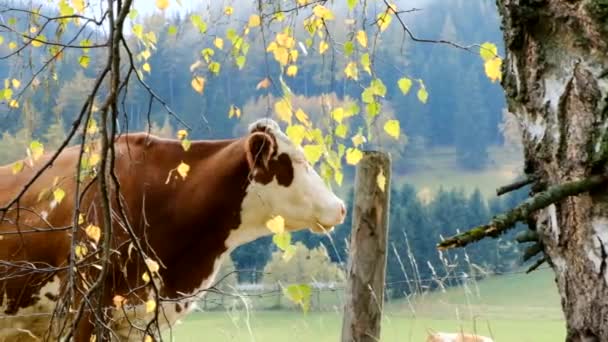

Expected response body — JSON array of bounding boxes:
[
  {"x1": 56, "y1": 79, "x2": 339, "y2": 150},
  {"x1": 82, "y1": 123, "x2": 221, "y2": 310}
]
[
  {"x1": 177, "y1": 129, "x2": 188, "y2": 140},
  {"x1": 142, "y1": 272, "x2": 151, "y2": 283},
  {"x1": 295, "y1": 108, "x2": 311, "y2": 127},
  {"x1": 383, "y1": 119, "x2": 400, "y2": 139},
  {"x1": 273, "y1": 46, "x2": 289, "y2": 66},
  {"x1": 479, "y1": 42, "x2": 498, "y2": 62},
  {"x1": 344, "y1": 61, "x2": 358, "y2": 80},
  {"x1": 177, "y1": 162, "x2": 190, "y2": 179},
  {"x1": 417, "y1": 85, "x2": 429, "y2": 104},
  {"x1": 144, "y1": 336, "x2": 153, "y2": 342},
  {"x1": 86, "y1": 118, "x2": 98, "y2": 135},
  {"x1": 484, "y1": 57, "x2": 502, "y2": 83},
  {"x1": 11, "y1": 79, "x2": 20, "y2": 89},
  {"x1": 72, "y1": 0, "x2": 85, "y2": 13},
  {"x1": 11, "y1": 160, "x2": 24, "y2": 174},
  {"x1": 8, "y1": 99, "x2": 18, "y2": 108},
  {"x1": 274, "y1": 98, "x2": 292, "y2": 124},
  {"x1": 214, "y1": 37, "x2": 224, "y2": 49},
  {"x1": 145, "y1": 299, "x2": 156, "y2": 313},
  {"x1": 113, "y1": 295, "x2": 126, "y2": 309},
  {"x1": 248, "y1": 14, "x2": 261, "y2": 28},
  {"x1": 256, "y1": 77, "x2": 271, "y2": 90},
  {"x1": 377, "y1": 169, "x2": 386, "y2": 192},
  {"x1": 141, "y1": 49, "x2": 151, "y2": 60},
  {"x1": 86, "y1": 149, "x2": 100, "y2": 164},
  {"x1": 29, "y1": 141, "x2": 44, "y2": 161},
  {"x1": 8, "y1": 41, "x2": 17, "y2": 50},
  {"x1": 313, "y1": 5, "x2": 334, "y2": 20},
  {"x1": 265, "y1": 215, "x2": 285, "y2": 234},
  {"x1": 53, "y1": 187, "x2": 66, "y2": 204},
  {"x1": 319, "y1": 40, "x2": 329, "y2": 54},
  {"x1": 191, "y1": 76, "x2": 205, "y2": 94},
  {"x1": 75, "y1": 243, "x2": 88, "y2": 259},
  {"x1": 398, "y1": 77, "x2": 412, "y2": 95},
  {"x1": 331, "y1": 107, "x2": 344, "y2": 124},
  {"x1": 289, "y1": 49, "x2": 299, "y2": 63},
  {"x1": 303, "y1": 144, "x2": 324, "y2": 165},
  {"x1": 228, "y1": 105, "x2": 241, "y2": 119},
  {"x1": 286, "y1": 125, "x2": 306, "y2": 146},
  {"x1": 224, "y1": 6, "x2": 234, "y2": 16},
  {"x1": 79, "y1": 214, "x2": 85, "y2": 225},
  {"x1": 377, "y1": 12, "x2": 392, "y2": 32},
  {"x1": 85, "y1": 224, "x2": 101, "y2": 243},
  {"x1": 356, "y1": 30, "x2": 367, "y2": 48},
  {"x1": 145, "y1": 258, "x2": 160, "y2": 274},
  {"x1": 346, "y1": 148, "x2": 363, "y2": 165},
  {"x1": 156, "y1": 0, "x2": 169, "y2": 10},
  {"x1": 208, "y1": 61, "x2": 221, "y2": 75},
  {"x1": 79, "y1": 55, "x2": 90, "y2": 68},
  {"x1": 286, "y1": 65, "x2": 298, "y2": 77},
  {"x1": 351, "y1": 133, "x2": 366, "y2": 147},
  {"x1": 142, "y1": 63, "x2": 151, "y2": 73}
]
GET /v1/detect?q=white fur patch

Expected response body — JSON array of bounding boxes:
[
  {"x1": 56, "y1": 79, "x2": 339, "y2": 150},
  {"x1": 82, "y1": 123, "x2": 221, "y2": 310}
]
[
  {"x1": 586, "y1": 217, "x2": 608, "y2": 286},
  {"x1": 0, "y1": 276, "x2": 61, "y2": 341}
]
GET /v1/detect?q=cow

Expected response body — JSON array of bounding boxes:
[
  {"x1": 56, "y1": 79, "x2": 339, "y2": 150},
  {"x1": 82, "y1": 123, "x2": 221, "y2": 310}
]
[
  {"x1": 0, "y1": 118, "x2": 346, "y2": 341},
  {"x1": 426, "y1": 331, "x2": 495, "y2": 342}
]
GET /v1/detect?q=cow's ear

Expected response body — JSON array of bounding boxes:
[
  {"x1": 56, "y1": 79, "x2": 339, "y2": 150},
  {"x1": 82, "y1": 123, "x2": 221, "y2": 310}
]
[{"x1": 245, "y1": 132, "x2": 275, "y2": 170}]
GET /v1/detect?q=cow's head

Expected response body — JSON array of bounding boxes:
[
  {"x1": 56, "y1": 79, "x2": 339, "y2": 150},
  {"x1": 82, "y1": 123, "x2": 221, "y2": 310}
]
[{"x1": 241, "y1": 118, "x2": 346, "y2": 236}]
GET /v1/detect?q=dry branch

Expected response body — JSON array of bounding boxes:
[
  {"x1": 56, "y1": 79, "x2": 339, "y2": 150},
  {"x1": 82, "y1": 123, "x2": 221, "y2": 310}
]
[{"x1": 438, "y1": 174, "x2": 608, "y2": 250}]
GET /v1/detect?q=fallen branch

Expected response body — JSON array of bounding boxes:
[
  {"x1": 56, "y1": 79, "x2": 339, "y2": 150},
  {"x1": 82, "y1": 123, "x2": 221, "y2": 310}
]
[
  {"x1": 496, "y1": 176, "x2": 535, "y2": 196},
  {"x1": 438, "y1": 174, "x2": 607, "y2": 250}
]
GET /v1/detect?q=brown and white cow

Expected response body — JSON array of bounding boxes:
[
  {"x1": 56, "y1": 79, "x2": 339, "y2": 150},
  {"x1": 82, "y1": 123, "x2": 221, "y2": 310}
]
[
  {"x1": 0, "y1": 118, "x2": 346, "y2": 341},
  {"x1": 426, "y1": 331, "x2": 495, "y2": 342}
]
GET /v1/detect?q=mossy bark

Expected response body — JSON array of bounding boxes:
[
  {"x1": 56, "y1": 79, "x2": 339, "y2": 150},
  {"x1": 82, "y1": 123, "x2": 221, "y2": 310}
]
[{"x1": 496, "y1": 0, "x2": 608, "y2": 340}]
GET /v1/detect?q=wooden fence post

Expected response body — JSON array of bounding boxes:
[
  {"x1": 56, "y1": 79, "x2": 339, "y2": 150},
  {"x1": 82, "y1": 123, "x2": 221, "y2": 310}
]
[{"x1": 341, "y1": 151, "x2": 391, "y2": 342}]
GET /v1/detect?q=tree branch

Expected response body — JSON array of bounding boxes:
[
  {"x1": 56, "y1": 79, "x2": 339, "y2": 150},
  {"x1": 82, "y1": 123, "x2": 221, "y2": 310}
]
[{"x1": 437, "y1": 174, "x2": 608, "y2": 250}]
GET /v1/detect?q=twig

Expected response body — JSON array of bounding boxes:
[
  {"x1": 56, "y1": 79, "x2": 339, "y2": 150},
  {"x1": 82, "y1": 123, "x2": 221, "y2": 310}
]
[
  {"x1": 496, "y1": 176, "x2": 535, "y2": 196},
  {"x1": 438, "y1": 174, "x2": 608, "y2": 250},
  {"x1": 526, "y1": 257, "x2": 547, "y2": 273}
]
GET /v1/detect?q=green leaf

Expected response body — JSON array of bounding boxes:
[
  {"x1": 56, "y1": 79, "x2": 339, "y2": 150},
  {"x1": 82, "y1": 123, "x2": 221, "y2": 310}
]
[
  {"x1": 235, "y1": 55, "x2": 246, "y2": 69},
  {"x1": 190, "y1": 14, "x2": 207, "y2": 33},
  {"x1": 8, "y1": 17, "x2": 17, "y2": 26},
  {"x1": 208, "y1": 61, "x2": 221, "y2": 75},
  {"x1": 361, "y1": 87, "x2": 374, "y2": 104},
  {"x1": 272, "y1": 231, "x2": 291, "y2": 251},
  {"x1": 128, "y1": 9, "x2": 138, "y2": 20},
  {"x1": 167, "y1": 25, "x2": 177, "y2": 35},
  {"x1": 479, "y1": 42, "x2": 498, "y2": 62},
  {"x1": 383, "y1": 119, "x2": 400, "y2": 139},
  {"x1": 360, "y1": 53, "x2": 371, "y2": 75},
  {"x1": 335, "y1": 124, "x2": 348, "y2": 139},
  {"x1": 366, "y1": 101, "x2": 381, "y2": 118},
  {"x1": 343, "y1": 41, "x2": 354, "y2": 57},
  {"x1": 398, "y1": 77, "x2": 412, "y2": 95},
  {"x1": 347, "y1": 0, "x2": 356, "y2": 10},
  {"x1": 284, "y1": 284, "x2": 312, "y2": 313}
]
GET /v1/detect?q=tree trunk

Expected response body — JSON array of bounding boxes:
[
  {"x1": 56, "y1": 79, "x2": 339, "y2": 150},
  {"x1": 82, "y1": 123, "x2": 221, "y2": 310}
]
[{"x1": 496, "y1": 1, "x2": 608, "y2": 340}]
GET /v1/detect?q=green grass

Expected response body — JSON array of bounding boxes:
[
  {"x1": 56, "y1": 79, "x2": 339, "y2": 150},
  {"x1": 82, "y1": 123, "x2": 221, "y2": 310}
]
[{"x1": 165, "y1": 269, "x2": 566, "y2": 341}]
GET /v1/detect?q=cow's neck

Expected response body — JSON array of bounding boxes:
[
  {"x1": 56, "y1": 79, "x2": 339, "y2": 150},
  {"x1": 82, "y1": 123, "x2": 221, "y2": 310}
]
[{"x1": 142, "y1": 137, "x2": 269, "y2": 298}]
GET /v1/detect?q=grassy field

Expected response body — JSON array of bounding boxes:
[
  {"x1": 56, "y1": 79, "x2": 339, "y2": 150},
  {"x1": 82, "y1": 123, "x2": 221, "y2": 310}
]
[{"x1": 165, "y1": 269, "x2": 566, "y2": 342}]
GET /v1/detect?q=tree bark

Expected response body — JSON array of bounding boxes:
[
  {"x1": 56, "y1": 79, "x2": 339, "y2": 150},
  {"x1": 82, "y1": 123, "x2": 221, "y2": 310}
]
[
  {"x1": 341, "y1": 151, "x2": 391, "y2": 342},
  {"x1": 496, "y1": 1, "x2": 608, "y2": 340}
]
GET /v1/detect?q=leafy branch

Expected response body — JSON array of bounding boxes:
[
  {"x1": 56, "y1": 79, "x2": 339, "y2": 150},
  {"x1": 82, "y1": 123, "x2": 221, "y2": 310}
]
[{"x1": 437, "y1": 174, "x2": 608, "y2": 250}]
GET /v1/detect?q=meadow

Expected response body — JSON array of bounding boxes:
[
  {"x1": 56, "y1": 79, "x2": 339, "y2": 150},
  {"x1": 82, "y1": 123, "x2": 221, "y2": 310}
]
[{"x1": 165, "y1": 269, "x2": 566, "y2": 342}]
